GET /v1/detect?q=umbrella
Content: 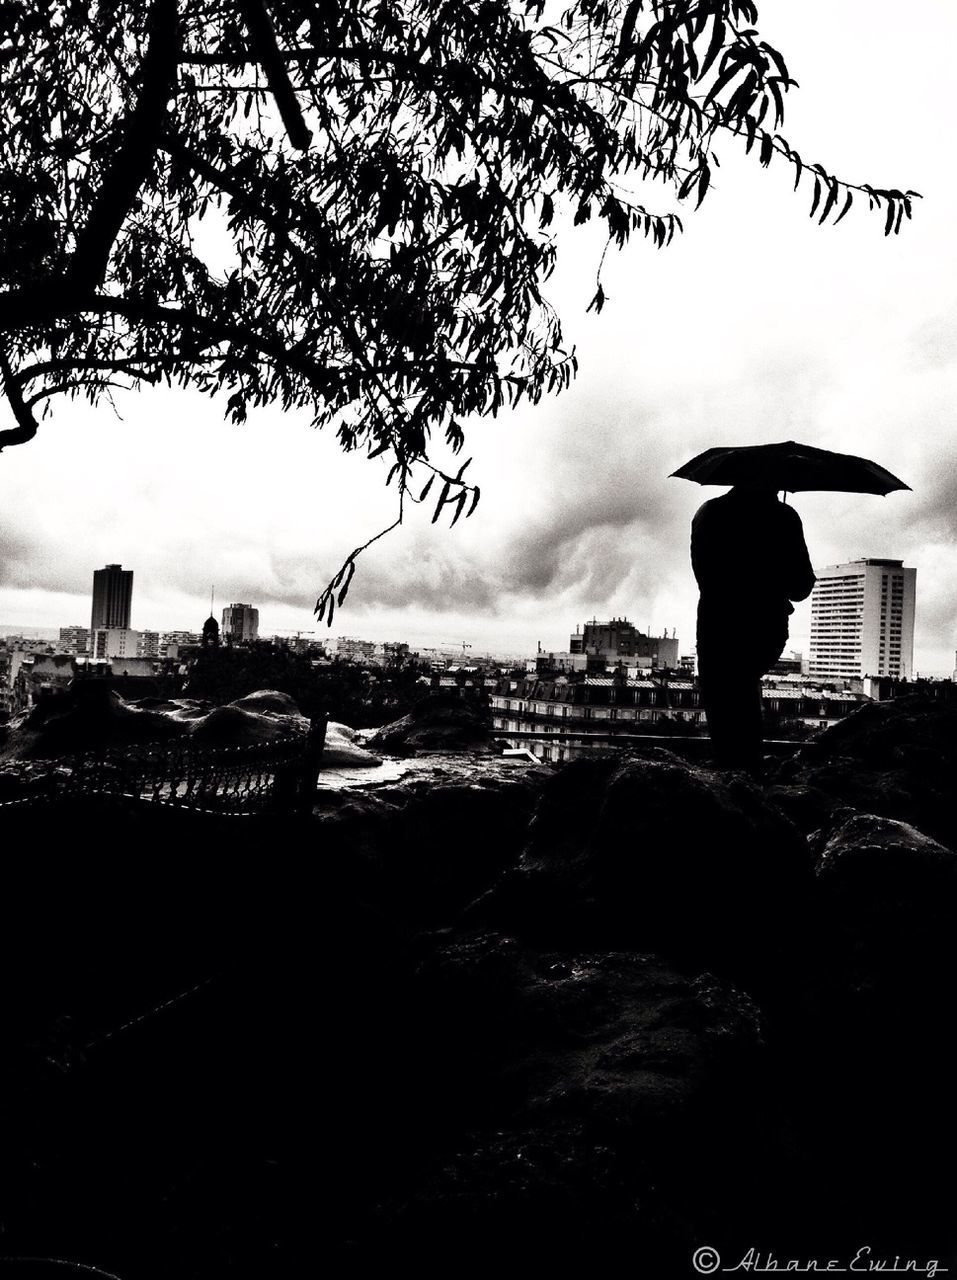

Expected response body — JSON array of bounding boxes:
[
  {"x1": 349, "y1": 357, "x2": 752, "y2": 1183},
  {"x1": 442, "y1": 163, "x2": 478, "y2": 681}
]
[{"x1": 670, "y1": 440, "x2": 910, "y2": 494}]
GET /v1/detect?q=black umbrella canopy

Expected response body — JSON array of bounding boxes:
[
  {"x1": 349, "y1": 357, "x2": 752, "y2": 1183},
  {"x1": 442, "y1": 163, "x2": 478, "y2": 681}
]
[{"x1": 670, "y1": 441, "x2": 910, "y2": 495}]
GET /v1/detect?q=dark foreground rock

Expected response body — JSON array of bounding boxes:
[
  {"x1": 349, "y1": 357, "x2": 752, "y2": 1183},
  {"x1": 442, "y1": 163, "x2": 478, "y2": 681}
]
[
  {"x1": 769, "y1": 694, "x2": 957, "y2": 848},
  {"x1": 471, "y1": 750, "x2": 813, "y2": 986},
  {"x1": 0, "y1": 685, "x2": 313, "y2": 759},
  {"x1": 342, "y1": 933, "x2": 783, "y2": 1269},
  {"x1": 315, "y1": 756, "x2": 547, "y2": 928},
  {"x1": 4, "y1": 699, "x2": 957, "y2": 1274},
  {"x1": 812, "y1": 808, "x2": 957, "y2": 995}
]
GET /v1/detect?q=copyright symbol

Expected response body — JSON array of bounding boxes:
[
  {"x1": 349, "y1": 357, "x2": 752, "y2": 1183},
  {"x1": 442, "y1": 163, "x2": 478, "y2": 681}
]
[{"x1": 693, "y1": 1246, "x2": 721, "y2": 1274}]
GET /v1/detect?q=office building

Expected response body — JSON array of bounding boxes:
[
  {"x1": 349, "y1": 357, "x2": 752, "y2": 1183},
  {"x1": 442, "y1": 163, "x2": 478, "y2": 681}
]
[
  {"x1": 221, "y1": 603, "x2": 259, "y2": 644},
  {"x1": 91, "y1": 564, "x2": 133, "y2": 632},
  {"x1": 809, "y1": 559, "x2": 916, "y2": 680}
]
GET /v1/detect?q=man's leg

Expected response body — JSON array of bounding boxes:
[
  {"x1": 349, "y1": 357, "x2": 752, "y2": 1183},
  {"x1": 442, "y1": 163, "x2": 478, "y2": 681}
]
[
  {"x1": 699, "y1": 665, "x2": 744, "y2": 768},
  {"x1": 699, "y1": 663, "x2": 770, "y2": 775}
]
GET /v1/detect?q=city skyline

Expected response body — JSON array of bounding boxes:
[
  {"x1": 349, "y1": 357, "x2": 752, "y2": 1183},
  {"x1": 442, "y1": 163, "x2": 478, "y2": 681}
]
[
  {"x1": 1, "y1": 2, "x2": 956, "y2": 674},
  {"x1": 0, "y1": 546, "x2": 940, "y2": 675}
]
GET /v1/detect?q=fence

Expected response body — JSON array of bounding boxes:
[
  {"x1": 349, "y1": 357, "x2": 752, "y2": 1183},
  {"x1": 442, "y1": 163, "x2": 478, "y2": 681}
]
[
  {"x1": 490, "y1": 728, "x2": 804, "y2": 756},
  {"x1": 0, "y1": 715, "x2": 327, "y2": 818}
]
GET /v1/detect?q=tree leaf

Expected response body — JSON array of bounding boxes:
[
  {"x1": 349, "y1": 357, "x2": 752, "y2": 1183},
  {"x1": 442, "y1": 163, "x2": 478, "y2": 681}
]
[{"x1": 832, "y1": 188, "x2": 853, "y2": 225}]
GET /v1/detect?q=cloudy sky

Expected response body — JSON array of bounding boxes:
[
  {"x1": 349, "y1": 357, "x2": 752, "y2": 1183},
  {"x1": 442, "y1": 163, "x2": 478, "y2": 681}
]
[{"x1": 2, "y1": 0, "x2": 956, "y2": 672}]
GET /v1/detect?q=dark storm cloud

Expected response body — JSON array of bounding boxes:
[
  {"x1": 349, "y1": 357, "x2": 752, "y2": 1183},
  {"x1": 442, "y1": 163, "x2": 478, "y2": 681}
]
[
  {"x1": 0, "y1": 522, "x2": 40, "y2": 585},
  {"x1": 0, "y1": 521, "x2": 93, "y2": 595},
  {"x1": 287, "y1": 426, "x2": 693, "y2": 617}
]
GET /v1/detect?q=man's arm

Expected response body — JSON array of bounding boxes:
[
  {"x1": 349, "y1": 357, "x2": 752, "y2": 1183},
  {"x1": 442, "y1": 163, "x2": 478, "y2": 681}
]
[
  {"x1": 782, "y1": 507, "x2": 816, "y2": 601},
  {"x1": 690, "y1": 501, "x2": 713, "y2": 589}
]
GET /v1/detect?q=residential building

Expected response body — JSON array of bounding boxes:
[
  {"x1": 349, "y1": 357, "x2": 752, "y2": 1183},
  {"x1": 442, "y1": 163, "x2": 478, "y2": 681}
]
[
  {"x1": 809, "y1": 559, "x2": 916, "y2": 680},
  {"x1": 137, "y1": 630, "x2": 160, "y2": 658},
  {"x1": 335, "y1": 636, "x2": 377, "y2": 663},
  {"x1": 490, "y1": 674, "x2": 867, "y2": 764},
  {"x1": 771, "y1": 650, "x2": 804, "y2": 676},
  {"x1": 3, "y1": 635, "x2": 54, "y2": 654},
  {"x1": 91, "y1": 627, "x2": 140, "y2": 659},
  {"x1": 91, "y1": 564, "x2": 133, "y2": 632},
  {"x1": 10, "y1": 653, "x2": 79, "y2": 712},
  {"x1": 221, "y1": 603, "x2": 259, "y2": 644},
  {"x1": 373, "y1": 640, "x2": 411, "y2": 666},
  {"x1": 526, "y1": 650, "x2": 589, "y2": 675},
  {"x1": 59, "y1": 625, "x2": 90, "y2": 655},
  {"x1": 569, "y1": 618, "x2": 679, "y2": 669},
  {"x1": 158, "y1": 630, "x2": 202, "y2": 658},
  {"x1": 106, "y1": 655, "x2": 156, "y2": 679}
]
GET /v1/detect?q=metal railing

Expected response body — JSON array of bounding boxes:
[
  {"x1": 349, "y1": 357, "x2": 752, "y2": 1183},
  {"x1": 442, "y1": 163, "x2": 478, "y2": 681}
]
[
  {"x1": 0, "y1": 715, "x2": 328, "y2": 817},
  {"x1": 490, "y1": 729, "x2": 804, "y2": 755}
]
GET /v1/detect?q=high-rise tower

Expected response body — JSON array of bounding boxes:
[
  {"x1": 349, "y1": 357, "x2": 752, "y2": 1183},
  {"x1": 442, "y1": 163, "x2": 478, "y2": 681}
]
[
  {"x1": 91, "y1": 564, "x2": 133, "y2": 632},
  {"x1": 809, "y1": 559, "x2": 915, "y2": 680},
  {"x1": 221, "y1": 603, "x2": 259, "y2": 644}
]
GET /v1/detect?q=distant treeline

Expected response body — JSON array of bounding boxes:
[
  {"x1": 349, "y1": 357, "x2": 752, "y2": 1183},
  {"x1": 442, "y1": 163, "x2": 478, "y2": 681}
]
[{"x1": 184, "y1": 644, "x2": 432, "y2": 728}]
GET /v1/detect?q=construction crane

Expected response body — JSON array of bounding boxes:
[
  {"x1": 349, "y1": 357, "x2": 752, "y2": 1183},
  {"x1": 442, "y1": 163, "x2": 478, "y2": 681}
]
[
  {"x1": 274, "y1": 628, "x2": 317, "y2": 649},
  {"x1": 441, "y1": 641, "x2": 473, "y2": 656}
]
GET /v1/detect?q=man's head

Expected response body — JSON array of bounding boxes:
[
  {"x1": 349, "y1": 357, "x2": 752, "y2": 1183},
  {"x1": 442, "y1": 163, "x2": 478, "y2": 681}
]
[{"x1": 730, "y1": 482, "x2": 782, "y2": 500}]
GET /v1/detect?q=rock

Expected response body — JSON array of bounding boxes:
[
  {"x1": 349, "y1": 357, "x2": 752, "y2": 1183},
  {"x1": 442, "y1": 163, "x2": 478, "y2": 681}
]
[
  {"x1": 417, "y1": 933, "x2": 763, "y2": 1128},
  {"x1": 814, "y1": 809, "x2": 957, "y2": 891},
  {"x1": 799, "y1": 808, "x2": 957, "y2": 1215},
  {"x1": 0, "y1": 688, "x2": 316, "y2": 758},
  {"x1": 771, "y1": 695, "x2": 957, "y2": 847},
  {"x1": 162, "y1": 699, "x2": 212, "y2": 722},
  {"x1": 473, "y1": 750, "x2": 813, "y2": 982},
  {"x1": 365, "y1": 694, "x2": 491, "y2": 754},
  {"x1": 802, "y1": 694, "x2": 957, "y2": 769},
  {"x1": 812, "y1": 810, "x2": 957, "y2": 980},
  {"x1": 314, "y1": 759, "x2": 547, "y2": 928},
  {"x1": 10, "y1": 687, "x2": 187, "y2": 758},
  {"x1": 186, "y1": 702, "x2": 305, "y2": 745},
  {"x1": 229, "y1": 689, "x2": 303, "y2": 717},
  {"x1": 127, "y1": 697, "x2": 183, "y2": 712},
  {"x1": 322, "y1": 721, "x2": 382, "y2": 768},
  {"x1": 348, "y1": 932, "x2": 786, "y2": 1268}
]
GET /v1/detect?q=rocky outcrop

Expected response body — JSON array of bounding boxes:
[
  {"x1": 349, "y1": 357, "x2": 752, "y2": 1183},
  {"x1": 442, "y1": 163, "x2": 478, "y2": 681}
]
[
  {"x1": 4, "y1": 687, "x2": 186, "y2": 759},
  {"x1": 469, "y1": 750, "x2": 812, "y2": 984},
  {"x1": 769, "y1": 694, "x2": 957, "y2": 848},
  {"x1": 0, "y1": 687, "x2": 308, "y2": 758},
  {"x1": 316, "y1": 758, "x2": 547, "y2": 929},
  {"x1": 350, "y1": 934, "x2": 778, "y2": 1268},
  {"x1": 322, "y1": 720, "x2": 382, "y2": 768},
  {"x1": 811, "y1": 808, "x2": 957, "y2": 993},
  {"x1": 227, "y1": 689, "x2": 303, "y2": 717},
  {"x1": 186, "y1": 702, "x2": 306, "y2": 745},
  {"x1": 364, "y1": 693, "x2": 491, "y2": 754},
  {"x1": 6, "y1": 693, "x2": 957, "y2": 1272}
]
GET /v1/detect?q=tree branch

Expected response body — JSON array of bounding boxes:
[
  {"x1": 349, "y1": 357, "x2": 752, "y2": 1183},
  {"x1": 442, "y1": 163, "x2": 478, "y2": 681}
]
[
  {"x1": 15, "y1": 356, "x2": 164, "y2": 385},
  {"x1": 0, "y1": 349, "x2": 40, "y2": 451},
  {"x1": 65, "y1": 0, "x2": 181, "y2": 295},
  {"x1": 235, "y1": 0, "x2": 312, "y2": 150}
]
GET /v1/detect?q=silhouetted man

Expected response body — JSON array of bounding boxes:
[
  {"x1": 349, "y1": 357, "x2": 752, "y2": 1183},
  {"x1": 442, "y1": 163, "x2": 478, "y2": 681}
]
[{"x1": 691, "y1": 485, "x2": 815, "y2": 774}]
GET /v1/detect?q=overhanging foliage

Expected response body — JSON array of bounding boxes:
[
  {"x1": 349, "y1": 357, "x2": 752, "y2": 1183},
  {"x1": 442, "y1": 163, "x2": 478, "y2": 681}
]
[{"x1": 0, "y1": 1, "x2": 918, "y2": 620}]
